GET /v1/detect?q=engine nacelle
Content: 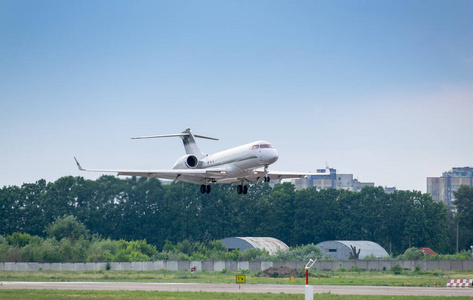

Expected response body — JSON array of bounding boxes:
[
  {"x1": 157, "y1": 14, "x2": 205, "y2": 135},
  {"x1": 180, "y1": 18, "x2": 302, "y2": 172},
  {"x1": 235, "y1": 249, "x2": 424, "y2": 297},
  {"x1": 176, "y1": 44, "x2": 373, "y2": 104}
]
[{"x1": 173, "y1": 154, "x2": 199, "y2": 169}]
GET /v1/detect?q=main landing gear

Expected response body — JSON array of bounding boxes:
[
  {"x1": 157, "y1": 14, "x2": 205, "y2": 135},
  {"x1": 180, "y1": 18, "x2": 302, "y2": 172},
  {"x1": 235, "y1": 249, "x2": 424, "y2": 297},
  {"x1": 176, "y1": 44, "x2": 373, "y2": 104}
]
[
  {"x1": 237, "y1": 185, "x2": 248, "y2": 195},
  {"x1": 200, "y1": 184, "x2": 211, "y2": 194}
]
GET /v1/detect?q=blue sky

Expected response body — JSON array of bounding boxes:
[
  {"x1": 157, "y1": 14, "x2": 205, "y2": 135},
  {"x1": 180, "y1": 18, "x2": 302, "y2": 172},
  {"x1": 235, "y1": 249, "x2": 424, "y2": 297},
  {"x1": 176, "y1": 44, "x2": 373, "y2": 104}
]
[{"x1": 1, "y1": 0, "x2": 472, "y2": 192}]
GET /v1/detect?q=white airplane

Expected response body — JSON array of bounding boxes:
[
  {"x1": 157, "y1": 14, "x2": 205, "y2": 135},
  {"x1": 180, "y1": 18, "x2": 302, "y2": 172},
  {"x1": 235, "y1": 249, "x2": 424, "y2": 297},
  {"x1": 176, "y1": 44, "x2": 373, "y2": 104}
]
[{"x1": 74, "y1": 128, "x2": 308, "y2": 194}]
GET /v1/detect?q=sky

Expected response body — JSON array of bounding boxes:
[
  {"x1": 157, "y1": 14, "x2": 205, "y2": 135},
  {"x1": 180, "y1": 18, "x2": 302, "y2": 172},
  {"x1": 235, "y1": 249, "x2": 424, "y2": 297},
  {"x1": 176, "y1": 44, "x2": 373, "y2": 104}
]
[{"x1": 1, "y1": 0, "x2": 472, "y2": 192}]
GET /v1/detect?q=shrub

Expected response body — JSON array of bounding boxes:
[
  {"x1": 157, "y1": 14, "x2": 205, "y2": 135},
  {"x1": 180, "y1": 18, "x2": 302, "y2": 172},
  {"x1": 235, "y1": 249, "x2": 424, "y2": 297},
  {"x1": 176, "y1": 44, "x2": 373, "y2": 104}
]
[
  {"x1": 240, "y1": 248, "x2": 271, "y2": 261},
  {"x1": 273, "y1": 244, "x2": 322, "y2": 262},
  {"x1": 391, "y1": 264, "x2": 403, "y2": 274},
  {"x1": 87, "y1": 239, "x2": 120, "y2": 262},
  {"x1": 363, "y1": 253, "x2": 377, "y2": 261},
  {"x1": 397, "y1": 247, "x2": 424, "y2": 260},
  {"x1": 5, "y1": 232, "x2": 33, "y2": 248},
  {"x1": 45, "y1": 215, "x2": 90, "y2": 242},
  {"x1": 20, "y1": 243, "x2": 42, "y2": 262},
  {"x1": 423, "y1": 250, "x2": 472, "y2": 260},
  {"x1": 349, "y1": 264, "x2": 363, "y2": 272},
  {"x1": 59, "y1": 238, "x2": 74, "y2": 261},
  {"x1": 41, "y1": 238, "x2": 60, "y2": 262}
]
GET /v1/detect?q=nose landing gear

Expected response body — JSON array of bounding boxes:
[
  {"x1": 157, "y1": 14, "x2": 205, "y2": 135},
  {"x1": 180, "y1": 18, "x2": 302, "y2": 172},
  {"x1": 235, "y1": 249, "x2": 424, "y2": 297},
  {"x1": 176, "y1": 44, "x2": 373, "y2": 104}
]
[{"x1": 263, "y1": 164, "x2": 270, "y2": 182}]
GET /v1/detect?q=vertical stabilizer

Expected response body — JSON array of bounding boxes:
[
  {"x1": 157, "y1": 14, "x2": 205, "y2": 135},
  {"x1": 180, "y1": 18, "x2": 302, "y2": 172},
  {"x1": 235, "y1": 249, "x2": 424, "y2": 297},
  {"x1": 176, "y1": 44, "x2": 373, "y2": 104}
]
[
  {"x1": 180, "y1": 128, "x2": 205, "y2": 158},
  {"x1": 131, "y1": 128, "x2": 218, "y2": 160}
]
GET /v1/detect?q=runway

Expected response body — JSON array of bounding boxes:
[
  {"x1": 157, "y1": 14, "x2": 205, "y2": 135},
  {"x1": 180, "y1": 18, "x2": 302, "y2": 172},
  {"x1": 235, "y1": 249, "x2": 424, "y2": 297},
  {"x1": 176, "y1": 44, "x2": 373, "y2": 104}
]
[{"x1": 2, "y1": 281, "x2": 473, "y2": 296}]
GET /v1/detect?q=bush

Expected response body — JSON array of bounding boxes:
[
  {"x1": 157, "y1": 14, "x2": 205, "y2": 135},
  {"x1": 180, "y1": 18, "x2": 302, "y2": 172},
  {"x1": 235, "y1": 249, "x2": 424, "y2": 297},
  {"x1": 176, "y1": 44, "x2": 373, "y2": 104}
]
[
  {"x1": 398, "y1": 248, "x2": 424, "y2": 260},
  {"x1": 45, "y1": 215, "x2": 90, "y2": 242},
  {"x1": 391, "y1": 264, "x2": 403, "y2": 274},
  {"x1": 273, "y1": 244, "x2": 322, "y2": 262},
  {"x1": 41, "y1": 238, "x2": 60, "y2": 262},
  {"x1": 5, "y1": 233, "x2": 33, "y2": 248},
  {"x1": 423, "y1": 250, "x2": 472, "y2": 260},
  {"x1": 72, "y1": 238, "x2": 89, "y2": 261},
  {"x1": 363, "y1": 253, "x2": 377, "y2": 260},
  {"x1": 414, "y1": 264, "x2": 421, "y2": 272},
  {"x1": 240, "y1": 248, "x2": 271, "y2": 261},
  {"x1": 20, "y1": 242, "x2": 43, "y2": 262},
  {"x1": 349, "y1": 264, "x2": 364, "y2": 272},
  {"x1": 59, "y1": 238, "x2": 74, "y2": 261}
]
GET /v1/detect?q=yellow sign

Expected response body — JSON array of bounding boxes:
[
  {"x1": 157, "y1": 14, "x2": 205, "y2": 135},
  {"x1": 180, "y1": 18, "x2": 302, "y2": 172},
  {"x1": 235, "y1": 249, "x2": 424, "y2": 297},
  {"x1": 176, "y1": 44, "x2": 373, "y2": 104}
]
[{"x1": 236, "y1": 275, "x2": 246, "y2": 283}]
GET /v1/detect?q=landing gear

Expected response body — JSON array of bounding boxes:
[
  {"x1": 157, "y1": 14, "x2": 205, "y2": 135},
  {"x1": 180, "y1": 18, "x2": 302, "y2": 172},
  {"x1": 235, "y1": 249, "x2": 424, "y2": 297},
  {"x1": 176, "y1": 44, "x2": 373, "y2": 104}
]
[
  {"x1": 200, "y1": 184, "x2": 211, "y2": 194},
  {"x1": 237, "y1": 185, "x2": 248, "y2": 195},
  {"x1": 263, "y1": 165, "x2": 270, "y2": 183}
]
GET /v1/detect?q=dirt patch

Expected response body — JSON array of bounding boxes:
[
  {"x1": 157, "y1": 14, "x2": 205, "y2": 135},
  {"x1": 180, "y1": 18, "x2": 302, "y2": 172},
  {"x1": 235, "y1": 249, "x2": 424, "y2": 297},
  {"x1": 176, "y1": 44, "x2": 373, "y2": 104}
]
[{"x1": 257, "y1": 265, "x2": 302, "y2": 278}]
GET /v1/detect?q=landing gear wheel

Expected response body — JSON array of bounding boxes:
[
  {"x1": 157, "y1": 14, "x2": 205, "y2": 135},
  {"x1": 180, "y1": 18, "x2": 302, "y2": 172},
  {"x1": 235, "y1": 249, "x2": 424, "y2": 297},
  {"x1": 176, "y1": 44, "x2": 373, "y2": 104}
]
[
  {"x1": 200, "y1": 185, "x2": 206, "y2": 194},
  {"x1": 243, "y1": 185, "x2": 248, "y2": 194},
  {"x1": 264, "y1": 176, "x2": 270, "y2": 182},
  {"x1": 206, "y1": 185, "x2": 211, "y2": 194},
  {"x1": 237, "y1": 185, "x2": 243, "y2": 194}
]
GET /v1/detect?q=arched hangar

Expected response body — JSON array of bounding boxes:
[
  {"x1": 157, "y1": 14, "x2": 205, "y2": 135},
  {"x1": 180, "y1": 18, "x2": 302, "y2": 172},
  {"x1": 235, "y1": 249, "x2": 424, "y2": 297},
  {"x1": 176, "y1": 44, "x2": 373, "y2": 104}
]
[
  {"x1": 221, "y1": 237, "x2": 289, "y2": 255},
  {"x1": 316, "y1": 240, "x2": 389, "y2": 260}
]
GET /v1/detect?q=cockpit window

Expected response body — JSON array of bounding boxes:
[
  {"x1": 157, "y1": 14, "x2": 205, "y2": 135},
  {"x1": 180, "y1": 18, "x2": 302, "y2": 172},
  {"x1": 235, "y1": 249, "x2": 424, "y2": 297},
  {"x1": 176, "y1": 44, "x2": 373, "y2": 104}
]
[
  {"x1": 251, "y1": 145, "x2": 259, "y2": 150},
  {"x1": 260, "y1": 144, "x2": 273, "y2": 148}
]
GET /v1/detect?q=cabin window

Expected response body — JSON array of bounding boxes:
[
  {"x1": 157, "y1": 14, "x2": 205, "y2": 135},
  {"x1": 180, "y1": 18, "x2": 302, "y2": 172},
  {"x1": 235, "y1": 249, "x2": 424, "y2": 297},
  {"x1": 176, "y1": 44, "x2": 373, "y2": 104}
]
[{"x1": 251, "y1": 145, "x2": 259, "y2": 150}]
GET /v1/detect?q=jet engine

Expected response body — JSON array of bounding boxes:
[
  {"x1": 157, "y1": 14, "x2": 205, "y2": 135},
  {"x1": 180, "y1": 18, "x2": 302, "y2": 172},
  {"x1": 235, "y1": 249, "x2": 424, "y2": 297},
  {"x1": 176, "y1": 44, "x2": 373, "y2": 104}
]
[{"x1": 173, "y1": 154, "x2": 200, "y2": 169}]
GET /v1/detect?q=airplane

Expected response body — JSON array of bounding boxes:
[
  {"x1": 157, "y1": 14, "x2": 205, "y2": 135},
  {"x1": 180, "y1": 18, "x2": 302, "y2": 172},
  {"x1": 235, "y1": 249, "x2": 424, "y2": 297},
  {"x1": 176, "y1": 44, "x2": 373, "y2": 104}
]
[{"x1": 74, "y1": 128, "x2": 309, "y2": 194}]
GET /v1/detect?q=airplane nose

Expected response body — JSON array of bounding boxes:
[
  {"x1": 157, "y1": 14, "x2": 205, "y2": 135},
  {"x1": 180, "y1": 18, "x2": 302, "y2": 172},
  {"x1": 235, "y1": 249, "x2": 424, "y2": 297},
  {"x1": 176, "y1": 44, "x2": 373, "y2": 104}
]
[{"x1": 266, "y1": 149, "x2": 279, "y2": 164}]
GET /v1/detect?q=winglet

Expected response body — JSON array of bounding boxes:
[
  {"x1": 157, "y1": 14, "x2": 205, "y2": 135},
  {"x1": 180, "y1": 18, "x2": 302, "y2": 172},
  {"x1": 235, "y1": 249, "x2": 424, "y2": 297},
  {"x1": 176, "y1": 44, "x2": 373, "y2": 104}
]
[{"x1": 74, "y1": 157, "x2": 85, "y2": 171}]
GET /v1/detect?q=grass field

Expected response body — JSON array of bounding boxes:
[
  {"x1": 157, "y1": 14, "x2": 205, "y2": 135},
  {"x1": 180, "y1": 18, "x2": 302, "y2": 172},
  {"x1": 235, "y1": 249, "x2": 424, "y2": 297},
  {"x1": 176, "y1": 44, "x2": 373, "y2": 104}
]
[
  {"x1": 1, "y1": 289, "x2": 473, "y2": 300},
  {"x1": 1, "y1": 269, "x2": 473, "y2": 299},
  {"x1": 0, "y1": 268, "x2": 472, "y2": 286}
]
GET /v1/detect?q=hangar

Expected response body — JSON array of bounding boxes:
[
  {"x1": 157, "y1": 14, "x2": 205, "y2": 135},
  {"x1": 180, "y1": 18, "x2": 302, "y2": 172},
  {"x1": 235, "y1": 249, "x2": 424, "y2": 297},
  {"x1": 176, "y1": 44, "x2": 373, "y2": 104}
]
[
  {"x1": 221, "y1": 237, "x2": 289, "y2": 255},
  {"x1": 316, "y1": 240, "x2": 389, "y2": 260}
]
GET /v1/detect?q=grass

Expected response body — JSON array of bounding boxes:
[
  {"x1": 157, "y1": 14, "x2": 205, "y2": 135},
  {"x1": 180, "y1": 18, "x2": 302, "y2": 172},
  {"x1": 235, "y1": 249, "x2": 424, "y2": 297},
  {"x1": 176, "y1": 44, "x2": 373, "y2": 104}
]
[
  {"x1": 1, "y1": 269, "x2": 473, "y2": 299},
  {"x1": 0, "y1": 268, "x2": 472, "y2": 287},
  {"x1": 1, "y1": 290, "x2": 473, "y2": 300}
]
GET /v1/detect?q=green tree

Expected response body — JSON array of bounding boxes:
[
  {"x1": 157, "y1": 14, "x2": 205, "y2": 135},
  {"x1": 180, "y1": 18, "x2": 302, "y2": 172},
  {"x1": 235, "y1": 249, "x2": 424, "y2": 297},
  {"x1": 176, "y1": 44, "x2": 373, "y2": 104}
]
[
  {"x1": 45, "y1": 215, "x2": 90, "y2": 242},
  {"x1": 21, "y1": 180, "x2": 48, "y2": 236},
  {"x1": 453, "y1": 185, "x2": 473, "y2": 250},
  {"x1": 5, "y1": 232, "x2": 33, "y2": 248},
  {"x1": 263, "y1": 182, "x2": 296, "y2": 244},
  {"x1": 398, "y1": 247, "x2": 424, "y2": 260}
]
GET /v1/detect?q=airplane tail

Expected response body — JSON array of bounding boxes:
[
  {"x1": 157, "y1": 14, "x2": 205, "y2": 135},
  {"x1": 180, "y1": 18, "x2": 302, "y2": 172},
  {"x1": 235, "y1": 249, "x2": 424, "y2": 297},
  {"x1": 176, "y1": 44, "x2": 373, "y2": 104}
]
[{"x1": 132, "y1": 128, "x2": 218, "y2": 159}]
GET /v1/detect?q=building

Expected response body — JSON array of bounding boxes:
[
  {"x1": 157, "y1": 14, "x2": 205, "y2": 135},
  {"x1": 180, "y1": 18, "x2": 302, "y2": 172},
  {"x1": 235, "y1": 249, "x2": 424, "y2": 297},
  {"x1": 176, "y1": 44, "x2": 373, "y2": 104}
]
[
  {"x1": 418, "y1": 247, "x2": 437, "y2": 256},
  {"x1": 427, "y1": 167, "x2": 473, "y2": 206},
  {"x1": 292, "y1": 167, "x2": 376, "y2": 192},
  {"x1": 220, "y1": 237, "x2": 289, "y2": 255},
  {"x1": 316, "y1": 240, "x2": 389, "y2": 260}
]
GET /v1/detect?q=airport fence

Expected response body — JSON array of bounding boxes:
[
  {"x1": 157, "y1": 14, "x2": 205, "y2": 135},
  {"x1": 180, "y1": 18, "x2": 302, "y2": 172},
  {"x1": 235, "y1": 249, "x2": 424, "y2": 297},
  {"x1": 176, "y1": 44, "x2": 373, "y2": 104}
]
[{"x1": 1, "y1": 260, "x2": 473, "y2": 272}]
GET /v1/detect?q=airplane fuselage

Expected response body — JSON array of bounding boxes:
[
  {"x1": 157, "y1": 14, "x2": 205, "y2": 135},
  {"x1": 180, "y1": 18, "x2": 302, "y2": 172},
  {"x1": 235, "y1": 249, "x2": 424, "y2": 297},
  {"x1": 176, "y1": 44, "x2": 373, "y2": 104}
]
[{"x1": 173, "y1": 141, "x2": 279, "y2": 178}]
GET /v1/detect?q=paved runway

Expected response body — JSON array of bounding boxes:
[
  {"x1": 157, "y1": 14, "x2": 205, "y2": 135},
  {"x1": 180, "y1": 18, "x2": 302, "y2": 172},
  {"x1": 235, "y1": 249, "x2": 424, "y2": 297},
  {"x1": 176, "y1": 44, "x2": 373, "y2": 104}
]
[{"x1": 2, "y1": 281, "x2": 473, "y2": 296}]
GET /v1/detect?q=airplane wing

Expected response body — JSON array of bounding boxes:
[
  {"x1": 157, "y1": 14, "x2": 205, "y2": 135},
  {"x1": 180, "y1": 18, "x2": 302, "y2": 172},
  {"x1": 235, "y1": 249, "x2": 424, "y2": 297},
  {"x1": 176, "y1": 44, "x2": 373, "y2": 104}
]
[
  {"x1": 253, "y1": 170, "x2": 309, "y2": 182},
  {"x1": 215, "y1": 170, "x2": 310, "y2": 185},
  {"x1": 74, "y1": 157, "x2": 226, "y2": 183}
]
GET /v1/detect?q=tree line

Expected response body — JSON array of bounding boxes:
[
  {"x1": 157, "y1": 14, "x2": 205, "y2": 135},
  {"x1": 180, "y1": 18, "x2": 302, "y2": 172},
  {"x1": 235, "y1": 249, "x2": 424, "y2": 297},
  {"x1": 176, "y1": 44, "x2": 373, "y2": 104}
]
[
  {"x1": 1, "y1": 175, "x2": 470, "y2": 255},
  {"x1": 0, "y1": 215, "x2": 324, "y2": 263}
]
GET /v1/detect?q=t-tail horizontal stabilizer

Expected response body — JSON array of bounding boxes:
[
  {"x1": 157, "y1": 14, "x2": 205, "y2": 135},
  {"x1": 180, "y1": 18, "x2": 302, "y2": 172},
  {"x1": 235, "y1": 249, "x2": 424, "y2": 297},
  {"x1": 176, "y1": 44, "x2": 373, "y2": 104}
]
[{"x1": 131, "y1": 128, "x2": 217, "y2": 159}]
